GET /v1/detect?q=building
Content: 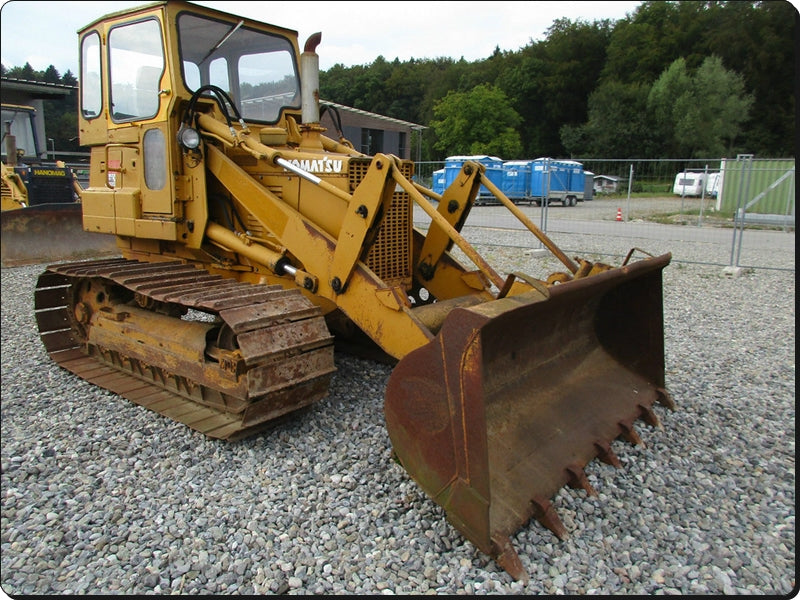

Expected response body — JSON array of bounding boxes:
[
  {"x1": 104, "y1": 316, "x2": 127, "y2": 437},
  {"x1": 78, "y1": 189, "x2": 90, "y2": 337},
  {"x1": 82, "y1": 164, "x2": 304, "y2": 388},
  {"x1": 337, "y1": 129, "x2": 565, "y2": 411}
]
[
  {"x1": 593, "y1": 174, "x2": 622, "y2": 194},
  {"x1": 1, "y1": 77, "x2": 74, "y2": 159},
  {"x1": 320, "y1": 100, "x2": 425, "y2": 162}
]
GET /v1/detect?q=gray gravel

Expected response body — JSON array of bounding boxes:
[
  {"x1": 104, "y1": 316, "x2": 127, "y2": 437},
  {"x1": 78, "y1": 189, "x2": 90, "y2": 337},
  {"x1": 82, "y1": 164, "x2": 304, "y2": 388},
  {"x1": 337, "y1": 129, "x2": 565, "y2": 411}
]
[{"x1": 1, "y1": 232, "x2": 795, "y2": 595}]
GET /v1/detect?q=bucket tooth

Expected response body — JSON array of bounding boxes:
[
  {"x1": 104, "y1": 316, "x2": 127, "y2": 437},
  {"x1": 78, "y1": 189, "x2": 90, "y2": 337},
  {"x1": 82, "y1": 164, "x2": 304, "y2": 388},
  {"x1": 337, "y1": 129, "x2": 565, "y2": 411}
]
[
  {"x1": 619, "y1": 421, "x2": 644, "y2": 446},
  {"x1": 638, "y1": 403, "x2": 662, "y2": 429},
  {"x1": 531, "y1": 497, "x2": 567, "y2": 540},
  {"x1": 491, "y1": 535, "x2": 528, "y2": 583},
  {"x1": 656, "y1": 387, "x2": 676, "y2": 411},
  {"x1": 566, "y1": 464, "x2": 597, "y2": 496},
  {"x1": 594, "y1": 441, "x2": 622, "y2": 468}
]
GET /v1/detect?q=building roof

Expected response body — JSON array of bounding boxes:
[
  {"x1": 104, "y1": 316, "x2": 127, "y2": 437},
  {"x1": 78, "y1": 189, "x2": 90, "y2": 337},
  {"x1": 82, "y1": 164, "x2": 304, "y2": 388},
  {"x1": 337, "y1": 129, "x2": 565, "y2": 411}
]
[
  {"x1": 321, "y1": 100, "x2": 425, "y2": 130},
  {"x1": 1, "y1": 77, "x2": 75, "y2": 99}
]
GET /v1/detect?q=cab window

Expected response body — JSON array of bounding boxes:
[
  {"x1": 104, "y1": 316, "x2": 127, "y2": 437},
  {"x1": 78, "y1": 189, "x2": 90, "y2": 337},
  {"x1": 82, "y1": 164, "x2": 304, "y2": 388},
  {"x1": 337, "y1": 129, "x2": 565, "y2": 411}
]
[
  {"x1": 80, "y1": 31, "x2": 102, "y2": 119},
  {"x1": 108, "y1": 19, "x2": 165, "y2": 121},
  {"x1": 177, "y1": 12, "x2": 300, "y2": 123}
]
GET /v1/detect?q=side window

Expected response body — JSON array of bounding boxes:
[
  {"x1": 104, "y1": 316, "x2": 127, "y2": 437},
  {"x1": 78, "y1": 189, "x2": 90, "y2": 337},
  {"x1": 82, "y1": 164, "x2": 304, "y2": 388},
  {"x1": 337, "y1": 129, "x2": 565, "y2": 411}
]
[
  {"x1": 80, "y1": 32, "x2": 102, "y2": 119},
  {"x1": 183, "y1": 61, "x2": 201, "y2": 90},
  {"x1": 108, "y1": 19, "x2": 165, "y2": 121},
  {"x1": 209, "y1": 57, "x2": 230, "y2": 91}
]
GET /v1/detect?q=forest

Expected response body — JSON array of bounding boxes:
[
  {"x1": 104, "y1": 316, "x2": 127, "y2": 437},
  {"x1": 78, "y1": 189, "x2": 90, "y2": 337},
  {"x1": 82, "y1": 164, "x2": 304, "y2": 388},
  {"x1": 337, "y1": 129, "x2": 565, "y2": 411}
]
[{"x1": 1, "y1": 1, "x2": 795, "y2": 161}]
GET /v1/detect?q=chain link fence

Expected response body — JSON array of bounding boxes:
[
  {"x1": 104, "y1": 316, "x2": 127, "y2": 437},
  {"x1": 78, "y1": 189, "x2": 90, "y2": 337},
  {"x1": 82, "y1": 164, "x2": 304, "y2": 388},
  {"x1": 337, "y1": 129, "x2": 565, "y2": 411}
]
[{"x1": 413, "y1": 157, "x2": 795, "y2": 272}]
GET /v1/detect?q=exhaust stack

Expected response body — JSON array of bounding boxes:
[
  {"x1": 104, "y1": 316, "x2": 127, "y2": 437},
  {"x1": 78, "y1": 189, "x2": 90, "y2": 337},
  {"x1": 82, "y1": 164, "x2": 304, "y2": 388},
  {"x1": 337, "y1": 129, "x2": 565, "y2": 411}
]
[{"x1": 301, "y1": 33, "x2": 322, "y2": 123}]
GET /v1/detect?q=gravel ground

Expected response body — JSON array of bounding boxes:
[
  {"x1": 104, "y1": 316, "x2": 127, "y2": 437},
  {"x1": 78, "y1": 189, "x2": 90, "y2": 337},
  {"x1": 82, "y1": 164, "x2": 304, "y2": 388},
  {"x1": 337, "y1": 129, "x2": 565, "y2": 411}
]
[{"x1": 1, "y1": 232, "x2": 795, "y2": 595}]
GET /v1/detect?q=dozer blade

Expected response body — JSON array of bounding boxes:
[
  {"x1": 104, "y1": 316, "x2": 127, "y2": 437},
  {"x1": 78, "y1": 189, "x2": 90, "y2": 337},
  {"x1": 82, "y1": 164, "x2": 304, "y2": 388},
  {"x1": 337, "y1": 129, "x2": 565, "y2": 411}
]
[
  {"x1": 1, "y1": 203, "x2": 118, "y2": 267},
  {"x1": 384, "y1": 253, "x2": 674, "y2": 581}
]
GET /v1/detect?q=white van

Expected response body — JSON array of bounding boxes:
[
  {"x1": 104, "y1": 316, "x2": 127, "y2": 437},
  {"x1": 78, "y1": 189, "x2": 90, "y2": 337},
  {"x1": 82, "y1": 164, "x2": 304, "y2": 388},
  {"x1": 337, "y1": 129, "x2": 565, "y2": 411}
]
[{"x1": 673, "y1": 172, "x2": 706, "y2": 197}]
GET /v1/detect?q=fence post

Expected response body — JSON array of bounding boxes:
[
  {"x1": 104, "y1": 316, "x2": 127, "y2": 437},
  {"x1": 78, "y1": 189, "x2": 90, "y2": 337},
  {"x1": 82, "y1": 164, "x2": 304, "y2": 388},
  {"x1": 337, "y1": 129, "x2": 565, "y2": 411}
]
[
  {"x1": 625, "y1": 164, "x2": 633, "y2": 222},
  {"x1": 729, "y1": 154, "x2": 754, "y2": 267},
  {"x1": 783, "y1": 167, "x2": 795, "y2": 233},
  {"x1": 538, "y1": 157, "x2": 551, "y2": 249},
  {"x1": 698, "y1": 164, "x2": 708, "y2": 226}
]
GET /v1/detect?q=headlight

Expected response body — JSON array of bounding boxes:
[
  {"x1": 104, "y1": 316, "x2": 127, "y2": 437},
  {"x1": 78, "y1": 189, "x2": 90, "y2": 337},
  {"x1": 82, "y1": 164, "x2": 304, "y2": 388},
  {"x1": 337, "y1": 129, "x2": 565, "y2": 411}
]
[{"x1": 177, "y1": 125, "x2": 201, "y2": 149}]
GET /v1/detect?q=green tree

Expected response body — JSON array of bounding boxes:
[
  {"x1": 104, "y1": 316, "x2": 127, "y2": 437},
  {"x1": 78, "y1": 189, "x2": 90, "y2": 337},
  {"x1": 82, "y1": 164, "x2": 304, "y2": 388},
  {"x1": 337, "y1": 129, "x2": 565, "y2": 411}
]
[
  {"x1": 382, "y1": 58, "x2": 433, "y2": 123},
  {"x1": 648, "y1": 56, "x2": 753, "y2": 157},
  {"x1": 42, "y1": 65, "x2": 62, "y2": 83},
  {"x1": 646, "y1": 57, "x2": 692, "y2": 157},
  {"x1": 495, "y1": 45, "x2": 548, "y2": 156},
  {"x1": 495, "y1": 18, "x2": 614, "y2": 158},
  {"x1": 703, "y1": 0, "x2": 795, "y2": 155},
  {"x1": 604, "y1": 0, "x2": 794, "y2": 156},
  {"x1": 561, "y1": 80, "x2": 655, "y2": 158},
  {"x1": 602, "y1": 1, "x2": 713, "y2": 85},
  {"x1": 536, "y1": 18, "x2": 615, "y2": 156},
  {"x1": 62, "y1": 70, "x2": 78, "y2": 87},
  {"x1": 314, "y1": 1, "x2": 792, "y2": 159},
  {"x1": 679, "y1": 55, "x2": 753, "y2": 157},
  {"x1": 430, "y1": 84, "x2": 522, "y2": 158}
]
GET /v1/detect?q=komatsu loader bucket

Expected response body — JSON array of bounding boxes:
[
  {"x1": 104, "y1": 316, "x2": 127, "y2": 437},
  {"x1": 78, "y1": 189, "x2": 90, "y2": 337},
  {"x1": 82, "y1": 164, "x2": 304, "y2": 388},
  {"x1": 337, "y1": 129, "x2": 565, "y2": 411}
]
[{"x1": 385, "y1": 252, "x2": 674, "y2": 581}]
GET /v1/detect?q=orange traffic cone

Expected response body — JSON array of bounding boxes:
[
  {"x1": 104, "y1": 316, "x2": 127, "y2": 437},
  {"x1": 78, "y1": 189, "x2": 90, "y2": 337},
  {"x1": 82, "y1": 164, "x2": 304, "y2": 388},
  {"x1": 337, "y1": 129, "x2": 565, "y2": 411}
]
[{"x1": 616, "y1": 207, "x2": 623, "y2": 221}]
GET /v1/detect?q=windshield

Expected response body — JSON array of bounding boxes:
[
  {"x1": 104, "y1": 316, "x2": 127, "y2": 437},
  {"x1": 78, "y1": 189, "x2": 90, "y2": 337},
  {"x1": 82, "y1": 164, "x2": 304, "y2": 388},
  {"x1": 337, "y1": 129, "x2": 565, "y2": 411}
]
[
  {"x1": 1, "y1": 107, "x2": 38, "y2": 159},
  {"x1": 177, "y1": 12, "x2": 300, "y2": 123}
]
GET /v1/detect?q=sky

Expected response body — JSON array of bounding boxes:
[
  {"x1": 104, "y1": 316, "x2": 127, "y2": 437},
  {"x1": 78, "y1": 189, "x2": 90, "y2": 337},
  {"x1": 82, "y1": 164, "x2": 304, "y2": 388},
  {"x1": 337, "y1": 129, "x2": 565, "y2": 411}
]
[{"x1": 1, "y1": 0, "x2": 642, "y2": 76}]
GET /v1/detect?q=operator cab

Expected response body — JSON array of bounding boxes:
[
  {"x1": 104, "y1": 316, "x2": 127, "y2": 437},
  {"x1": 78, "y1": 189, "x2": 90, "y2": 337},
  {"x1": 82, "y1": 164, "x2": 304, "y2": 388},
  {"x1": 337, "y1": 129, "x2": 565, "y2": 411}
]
[{"x1": 79, "y1": 1, "x2": 302, "y2": 129}]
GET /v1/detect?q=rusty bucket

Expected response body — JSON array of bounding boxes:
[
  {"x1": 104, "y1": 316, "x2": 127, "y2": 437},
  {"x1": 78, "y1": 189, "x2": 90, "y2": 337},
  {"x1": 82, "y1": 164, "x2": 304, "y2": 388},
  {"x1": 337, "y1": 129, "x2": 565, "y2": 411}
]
[{"x1": 384, "y1": 253, "x2": 674, "y2": 580}]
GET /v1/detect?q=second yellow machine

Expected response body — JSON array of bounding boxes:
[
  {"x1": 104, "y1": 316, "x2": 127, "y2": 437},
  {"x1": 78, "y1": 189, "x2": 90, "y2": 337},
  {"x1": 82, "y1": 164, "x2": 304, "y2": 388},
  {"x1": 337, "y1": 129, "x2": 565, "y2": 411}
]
[{"x1": 34, "y1": 1, "x2": 674, "y2": 580}]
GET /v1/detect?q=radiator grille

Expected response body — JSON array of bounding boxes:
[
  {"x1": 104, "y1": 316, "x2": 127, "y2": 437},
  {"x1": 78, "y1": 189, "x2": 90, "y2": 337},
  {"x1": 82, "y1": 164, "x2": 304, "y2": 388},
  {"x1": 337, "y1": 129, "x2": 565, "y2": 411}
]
[
  {"x1": 1, "y1": 179, "x2": 13, "y2": 203},
  {"x1": 26, "y1": 171, "x2": 76, "y2": 205},
  {"x1": 349, "y1": 158, "x2": 413, "y2": 287}
]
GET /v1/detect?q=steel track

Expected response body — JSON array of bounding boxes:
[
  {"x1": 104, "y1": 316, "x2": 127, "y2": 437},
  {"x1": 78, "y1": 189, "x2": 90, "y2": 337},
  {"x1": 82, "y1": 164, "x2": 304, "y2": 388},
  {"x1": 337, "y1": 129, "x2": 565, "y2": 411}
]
[{"x1": 34, "y1": 258, "x2": 336, "y2": 440}]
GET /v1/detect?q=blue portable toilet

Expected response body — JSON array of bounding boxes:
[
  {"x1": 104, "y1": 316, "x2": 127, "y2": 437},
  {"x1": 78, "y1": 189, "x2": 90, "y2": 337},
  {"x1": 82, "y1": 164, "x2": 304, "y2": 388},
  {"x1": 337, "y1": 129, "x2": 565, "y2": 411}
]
[
  {"x1": 501, "y1": 160, "x2": 533, "y2": 202},
  {"x1": 443, "y1": 155, "x2": 469, "y2": 189},
  {"x1": 443, "y1": 155, "x2": 504, "y2": 203},
  {"x1": 548, "y1": 160, "x2": 571, "y2": 192},
  {"x1": 476, "y1": 156, "x2": 504, "y2": 199},
  {"x1": 561, "y1": 160, "x2": 585, "y2": 193},
  {"x1": 432, "y1": 168, "x2": 446, "y2": 195},
  {"x1": 527, "y1": 158, "x2": 584, "y2": 205},
  {"x1": 529, "y1": 158, "x2": 552, "y2": 200}
]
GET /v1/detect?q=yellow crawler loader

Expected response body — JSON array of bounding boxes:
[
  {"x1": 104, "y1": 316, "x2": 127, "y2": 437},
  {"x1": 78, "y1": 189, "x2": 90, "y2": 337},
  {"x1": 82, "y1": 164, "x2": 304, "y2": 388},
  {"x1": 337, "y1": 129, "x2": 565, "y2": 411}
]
[{"x1": 33, "y1": 1, "x2": 674, "y2": 580}]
